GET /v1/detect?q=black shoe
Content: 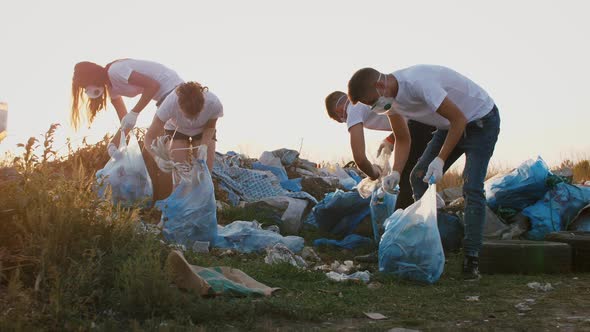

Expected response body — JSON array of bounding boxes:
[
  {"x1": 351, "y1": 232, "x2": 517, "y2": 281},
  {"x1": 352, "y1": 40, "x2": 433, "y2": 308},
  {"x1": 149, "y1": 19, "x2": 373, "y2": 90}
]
[
  {"x1": 354, "y1": 251, "x2": 378, "y2": 263},
  {"x1": 462, "y1": 255, "x2": 482, "y2": 281}
]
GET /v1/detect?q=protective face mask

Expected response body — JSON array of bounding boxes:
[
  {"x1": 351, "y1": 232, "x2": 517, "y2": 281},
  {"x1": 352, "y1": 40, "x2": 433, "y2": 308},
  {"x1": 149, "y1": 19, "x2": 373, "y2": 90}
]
[
  {"x1": 334, "y1": 95, "x2": 348, "y2": 122},
  {"x1": 85, "y1": 85, "x2": 104, "y2": 99},
  {"x1": 371, "y1": 73, "x2": 394, "y2": 114}
]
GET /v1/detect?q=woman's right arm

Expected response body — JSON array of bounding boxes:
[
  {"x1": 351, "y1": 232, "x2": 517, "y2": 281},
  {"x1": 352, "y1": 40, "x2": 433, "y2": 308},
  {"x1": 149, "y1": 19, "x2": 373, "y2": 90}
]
[{"x1": 109, "y1": 97, "x2": 130, "y2": 146}]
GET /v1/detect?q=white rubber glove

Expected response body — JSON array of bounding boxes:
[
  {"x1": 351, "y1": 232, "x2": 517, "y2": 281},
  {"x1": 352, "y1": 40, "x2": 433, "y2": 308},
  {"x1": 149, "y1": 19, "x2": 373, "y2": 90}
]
[
  {"x1": 423, "y1": 157, "x2": 444, "y2": 184},
  {"x1": 376, "y1": 139, "x2": 394, "y2": 158},
  {"x1": 382, "y1": 170, "x2": 400, "y2": 194},
  {"x1": 107, "y1": 143, "x2": 124, "y2": 160},
  {"x1": 155, "y1": 156, "x2": 175, "y2": 173},
  {"x1": 121, "y1": 111, "x2": 139, "y2": 130}
]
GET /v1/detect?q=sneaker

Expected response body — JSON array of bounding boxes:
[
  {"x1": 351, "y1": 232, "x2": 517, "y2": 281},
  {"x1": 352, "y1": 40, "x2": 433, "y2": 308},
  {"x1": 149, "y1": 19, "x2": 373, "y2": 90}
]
[
  {"x1": 354, "y1": 251, "x2": 378, "y2": 263},
  {"x1": 462, "y1": 255, "x2": 482, "y2": 281}
]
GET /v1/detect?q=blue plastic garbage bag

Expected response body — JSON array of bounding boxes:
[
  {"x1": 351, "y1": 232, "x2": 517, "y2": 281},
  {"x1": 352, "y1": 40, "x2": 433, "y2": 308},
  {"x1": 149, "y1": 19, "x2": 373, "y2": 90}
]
[
  {"x1": 96, "y1": 132, "x2": 152, "y2": 207},
  {"x1": 313, "y1": 190, "x2": 371, "y2": 236},
  {"x1": 215, "y1": 220, "x2": 304, "y2": 253},
  {"x1": 345, "y1": 169, "x2": 362, "y2": 184},
  {"x1": 485, "y1": 157, "x2": 551, "y2": 211},
  {"x1": 313, "y1": 234, "x2": 373, "y2": 250},
  {"x1": 252, "y1": 162, "x2": 288, "y2": 181},
  {"x1": 280, "y1": 178, "x2": 302, "y2": 192},
  {"x1": 379, "y1": 183, "x2": 444, "y2": 284},
  {"x1": 437, "y1": 211, "x2": 464, "y2": 252},
  {"x1": 156, "y1": 147, "x2": 218, "y2": 246},
  {"x1": 523, "y1": 183, "x2": 590, "y2": 240},
  {"x1": 370, "y1": 188, "x2": 397, "y2": 242}
]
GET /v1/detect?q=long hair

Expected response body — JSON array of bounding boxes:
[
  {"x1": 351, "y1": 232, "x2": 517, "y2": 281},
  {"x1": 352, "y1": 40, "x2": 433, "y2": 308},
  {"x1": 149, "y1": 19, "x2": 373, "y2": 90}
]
[
  {"x1": 176, "y1": 81, "x2": 208, "y2": 117},
  {"x1": 71, "y1": 61, "x2": 110, "y2": 130}
]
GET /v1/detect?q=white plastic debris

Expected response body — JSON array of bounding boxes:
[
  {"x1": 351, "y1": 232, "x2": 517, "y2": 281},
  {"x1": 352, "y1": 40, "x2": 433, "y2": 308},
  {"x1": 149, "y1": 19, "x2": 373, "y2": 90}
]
[
  {"x1": 326, "y1": 271, "x2": 371, "y2": 283},
  {"x1": 191, "y1": 240, "x2": 210, "y2": 253},
  {"x1": 527, "y1": 282, "x2": 553, "y2": 292},
  {"x1": 300, "y1": 246, "x2": 322, "y2": 262},
  {"x1": 465, "y1": 296, "x2": 480, "y2": 302},
  {"x1": 264, "y1": 243, "x2": 307, "y2": 269},
  {"x1": 364, "y1": 312, "x2": 388, "y2": 320},
  {"x1": 330, "y1": 260, "x2": 356, "y2": 274}
]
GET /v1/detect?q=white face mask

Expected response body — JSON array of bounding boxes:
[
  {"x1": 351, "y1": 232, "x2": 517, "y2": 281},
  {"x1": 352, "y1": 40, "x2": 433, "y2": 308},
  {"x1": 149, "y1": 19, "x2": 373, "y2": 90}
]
[
  {"x1": 371, "y1": 73, "x2": 394, "y2": 114},
  {"x1": 334, "y1": 95, "x2": 348, "y2": 122},
  {"x1": 85, "y1": 85, "x2": 104, "y2": 99}
]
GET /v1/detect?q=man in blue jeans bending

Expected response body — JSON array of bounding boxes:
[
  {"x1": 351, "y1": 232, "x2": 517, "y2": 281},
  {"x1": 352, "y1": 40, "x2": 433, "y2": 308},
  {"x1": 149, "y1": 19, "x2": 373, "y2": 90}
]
[{"x1": 347, "y1": 65, "x2": 500, "y2": 280}]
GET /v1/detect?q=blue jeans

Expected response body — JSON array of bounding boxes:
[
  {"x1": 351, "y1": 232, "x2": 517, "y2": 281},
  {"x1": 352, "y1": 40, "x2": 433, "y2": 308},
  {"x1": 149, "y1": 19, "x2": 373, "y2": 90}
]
[{"x1": 410, "y1": 105, "x2": 500, "y2": 257}]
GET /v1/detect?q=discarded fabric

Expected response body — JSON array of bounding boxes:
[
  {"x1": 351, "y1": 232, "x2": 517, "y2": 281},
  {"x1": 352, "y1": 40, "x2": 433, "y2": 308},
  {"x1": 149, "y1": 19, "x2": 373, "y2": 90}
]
[{"x1": 167, "y1": 250, "x2": 279, "y2": 297}]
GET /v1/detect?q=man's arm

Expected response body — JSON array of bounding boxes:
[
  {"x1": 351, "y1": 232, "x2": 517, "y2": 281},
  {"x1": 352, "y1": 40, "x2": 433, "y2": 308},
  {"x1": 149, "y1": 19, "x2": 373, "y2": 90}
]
[
  {"x1": 388, "y1": 112, "x2": 411, "y2": 174},
  {"x1": 435, "y1": 97, "x2": 467, "y2": 162},
  {"x1": 349, "y1": 124, "x2": 379, "y2": 180}
]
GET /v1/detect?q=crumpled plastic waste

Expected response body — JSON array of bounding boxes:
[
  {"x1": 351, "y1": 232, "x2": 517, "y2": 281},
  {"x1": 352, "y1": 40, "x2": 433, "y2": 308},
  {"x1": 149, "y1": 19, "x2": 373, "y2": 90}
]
[
  {"x1": 215, "y1": 220, "x2": 304, "y2": 253},
  {"x1": 96, "y1": 132, "x2": 152, "y2": 207},
  {"x1": 264, "y1": 243, "x2": 307, "y2": 269},
  {"x1": 326, "y1": 271, "x2": 371, "y2": 283}
]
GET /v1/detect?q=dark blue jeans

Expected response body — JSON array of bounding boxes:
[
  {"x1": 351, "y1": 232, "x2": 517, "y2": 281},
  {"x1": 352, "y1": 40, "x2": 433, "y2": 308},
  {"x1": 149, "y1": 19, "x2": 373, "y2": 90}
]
[{"x1": 410, "y1": 105, "x2": 500, "y2": 257}]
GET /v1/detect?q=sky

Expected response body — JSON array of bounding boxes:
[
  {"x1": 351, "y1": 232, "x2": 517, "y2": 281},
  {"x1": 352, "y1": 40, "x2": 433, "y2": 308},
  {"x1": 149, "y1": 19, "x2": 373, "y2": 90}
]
[{"x1": 1, "y1": 0, "x2": 589, "y2": 169}]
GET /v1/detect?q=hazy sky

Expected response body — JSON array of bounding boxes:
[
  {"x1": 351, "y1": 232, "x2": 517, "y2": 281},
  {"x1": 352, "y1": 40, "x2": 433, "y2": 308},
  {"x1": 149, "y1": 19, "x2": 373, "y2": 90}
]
[{"x1": 1, "y1": 0, "x2": 589, "y2": 168}]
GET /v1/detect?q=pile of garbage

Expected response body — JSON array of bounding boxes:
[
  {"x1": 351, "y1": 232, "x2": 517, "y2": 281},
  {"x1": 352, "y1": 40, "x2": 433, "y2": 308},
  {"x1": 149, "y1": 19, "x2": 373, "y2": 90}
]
[
  {"x1": 98, "y1": 142, "x2": 590, "y2": 288},
  {"x1": 442, "y1": 157, "x2": 590, "y2": 241}
]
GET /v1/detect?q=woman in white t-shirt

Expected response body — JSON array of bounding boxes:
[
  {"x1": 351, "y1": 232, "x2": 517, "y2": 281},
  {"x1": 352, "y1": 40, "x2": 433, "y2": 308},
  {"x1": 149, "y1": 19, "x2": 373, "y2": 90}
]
[
  {"x1": 145, "y1": 81, "x2": 223, "y2": 176},
  {"x1": 71, "y1": 59, "x2": 183, "y2": 131},
  {"x1": 71, "y1": 59, "x2": 184, "y2": 200}
]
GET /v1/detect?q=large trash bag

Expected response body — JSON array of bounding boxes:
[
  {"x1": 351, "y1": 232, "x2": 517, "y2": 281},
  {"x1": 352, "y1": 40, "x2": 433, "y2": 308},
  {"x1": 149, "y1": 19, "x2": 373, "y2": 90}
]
[
  {"x1": 485, "y1": 157, "x2": 551, "y2": 211},
  {"x1": 96, "y1": 131, "x2": 152, "y2": 207},
  {"x1": 437, "y1": 211, "x2": 464, "y2": 252},
  {"x1": 379, "y1": 183, "x2": 444, "y2": 284},
  {"x1": 313, "y1": 234, "x2": 373, "y2": 250},
  {"x1": 370, "y1": 187, "x2": 397, "y2": 242},
  {"x1": 523, "y1": 183, "x2": 590, "y2": 240},
  {"x1": 215, "y1": 220, "x2": 304, "y2": 253},
  {"x1": 156, "y1": 145, "x2": 218, "y2": 246},
  {"x1": 312, "y1": 190, "x2": 370, "y2": 236}
]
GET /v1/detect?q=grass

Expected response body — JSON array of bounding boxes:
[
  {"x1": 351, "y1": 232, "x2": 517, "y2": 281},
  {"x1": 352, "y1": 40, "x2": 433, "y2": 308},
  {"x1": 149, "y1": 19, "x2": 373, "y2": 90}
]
[{"x1": 1, "y1": 125, "x2": 590, "y2": 331}]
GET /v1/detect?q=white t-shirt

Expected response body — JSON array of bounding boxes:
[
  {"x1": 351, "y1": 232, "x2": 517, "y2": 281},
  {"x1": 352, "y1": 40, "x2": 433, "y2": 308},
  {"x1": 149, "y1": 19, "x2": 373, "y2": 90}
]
[
  {"x1": 346, "y1": 102, "x2": 391, "y2": 131},
  {"x1": 386, "y1": 65, "x2": 495, "y2": 129},
  {"x1": 156, "y1": 90, "x2": 223, "y2": 136},
  {"x1": 107, "y1": 59, "x2": 184, "y2": 101}
]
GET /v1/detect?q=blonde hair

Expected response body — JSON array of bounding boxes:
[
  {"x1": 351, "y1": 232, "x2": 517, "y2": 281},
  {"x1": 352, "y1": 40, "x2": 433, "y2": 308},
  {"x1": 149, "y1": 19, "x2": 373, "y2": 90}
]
[{"x1": 70, "y1": 61, "x2": 110, "y2": 130}]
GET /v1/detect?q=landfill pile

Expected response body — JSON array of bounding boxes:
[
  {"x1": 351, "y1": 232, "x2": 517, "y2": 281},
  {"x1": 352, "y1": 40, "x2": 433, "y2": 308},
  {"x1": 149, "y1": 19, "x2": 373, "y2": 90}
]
[{"x1": 128, "y1": 148, "x2": 590, "y2": 288}]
